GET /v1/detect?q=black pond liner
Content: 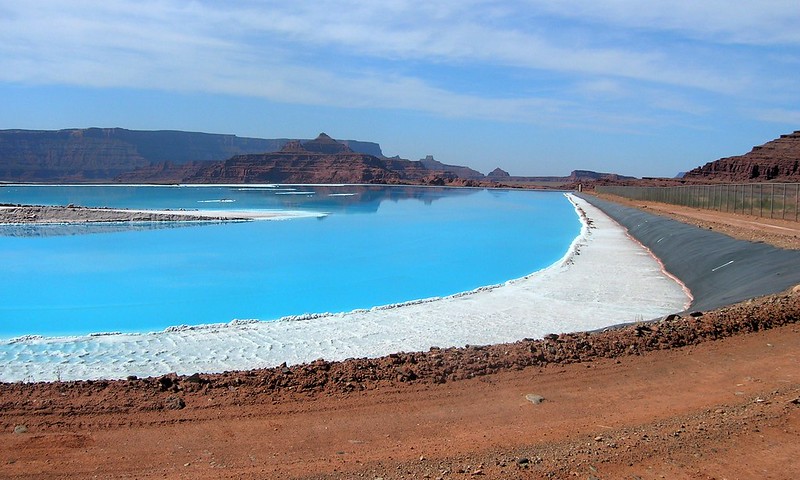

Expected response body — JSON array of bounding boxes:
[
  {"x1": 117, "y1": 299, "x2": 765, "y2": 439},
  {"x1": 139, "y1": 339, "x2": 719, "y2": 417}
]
[{"x1": 579, "y1": 194, "x2": 800, "y2": 312}]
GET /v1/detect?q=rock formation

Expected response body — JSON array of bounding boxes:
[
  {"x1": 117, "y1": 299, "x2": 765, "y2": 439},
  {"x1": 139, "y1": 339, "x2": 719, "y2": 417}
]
[
  {"x1": 419, "y1": 155, "x2": 485, "y2": 180},
  {"x1": 0, "y1": 128, "x2": 384, "y2": 182},
  {"x1": 181, "y1": 136, "x2": 407, "y2": 184},
  {"x1": 0, "y1": 127, "x2": 645, "y2": 187},
  {"x1": 487, "y1": 167, "x2": 511, "y2": 179},
  {"x1": 684, "y1": 131, "x2": 800, "y2": 182},
  {"x1": 486, "y1": 169, "x2": 635, "y2": 185},
  {"x1": 0, "y1": 129, "x2": 150, "y2": 181},
  {"x1": 566, "y1": 170, "x2": 635, "y2": 182}
]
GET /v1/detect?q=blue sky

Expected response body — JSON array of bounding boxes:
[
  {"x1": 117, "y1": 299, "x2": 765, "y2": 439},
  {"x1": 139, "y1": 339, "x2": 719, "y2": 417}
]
[{"x1": 1, "y1": 1, "x2": 798, "y2": 177}]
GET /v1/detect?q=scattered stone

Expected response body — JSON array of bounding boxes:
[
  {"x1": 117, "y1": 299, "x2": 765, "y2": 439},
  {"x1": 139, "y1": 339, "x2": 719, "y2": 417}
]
[
  {"x1": 164, "y1": 395, "x2": 185, "y2": 410},
  {"x1": 13, "y1": 425, "x2": 27, "y2": 434},
  {"x1": 158, "y1": 375, "x2": 175, "y2": 391},
  {"x1": 525, "y1": 394, "x2": 545, "y2": 405},
  {"x1": 516, "y1": 457, "x2": 529, "y2": 466},
  {"x1": 126, "y1": 375, "x2": 138, "y2": 381}
]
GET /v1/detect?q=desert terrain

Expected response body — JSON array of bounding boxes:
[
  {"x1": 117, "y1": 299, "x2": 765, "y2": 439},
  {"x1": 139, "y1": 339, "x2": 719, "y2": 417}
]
[{"x1": 1, "y1": 195, "x2": 799, "y2": 480}]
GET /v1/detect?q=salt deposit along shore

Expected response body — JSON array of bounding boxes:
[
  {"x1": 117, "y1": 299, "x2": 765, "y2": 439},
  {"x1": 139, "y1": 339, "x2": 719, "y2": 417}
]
[
  {"x1": 0, "y1": 204, "x2": 321, "y2": 223},
  {"x1": 0, "y1": 195, "x2": 690, "y2": 382}
]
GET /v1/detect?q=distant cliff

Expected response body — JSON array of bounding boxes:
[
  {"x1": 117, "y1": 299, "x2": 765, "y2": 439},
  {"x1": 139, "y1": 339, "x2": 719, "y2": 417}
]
[
  {"x1": 0, "y1": 128, "x2": 384, "y2": 182},
  {"x1": 419, "y1": 155, "x2": 485, "y2": 180},
  {"x1": 485, "y1": 168, "x2": 635, "y2": 184},
  {"x1": 0, "y1": 127, "x2": 644, "y2": 187},
  {"x1": 118, "y1": 134, "x2": 473, "y2": 185},
  {"x1": 684, "y1": 131, "x2": 800, "y2": 182}
]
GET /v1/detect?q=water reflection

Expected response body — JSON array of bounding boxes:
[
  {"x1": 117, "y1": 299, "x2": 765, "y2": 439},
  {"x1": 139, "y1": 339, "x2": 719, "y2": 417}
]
[
  {"x1": 215, "y1": 185, "x2": 479, "y2": 213},
  {"x1": 0, "y1": 184, "x2": 480, "y2": 212},
  {"x1": 0, "y1": 185, "x2": 483, "y2": 237},
  {"x1": 0, "y1": 220, "x2": 231, "y2": 238}
]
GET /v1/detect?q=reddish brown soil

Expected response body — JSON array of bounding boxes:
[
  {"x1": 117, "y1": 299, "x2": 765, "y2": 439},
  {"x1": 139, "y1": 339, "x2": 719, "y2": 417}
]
[
  {"x1": 2, "y1": 201, "x2": 799, "y2": 480},
  {"x1": 594, "y1": 193, "x2": 800, "y2": 250}
]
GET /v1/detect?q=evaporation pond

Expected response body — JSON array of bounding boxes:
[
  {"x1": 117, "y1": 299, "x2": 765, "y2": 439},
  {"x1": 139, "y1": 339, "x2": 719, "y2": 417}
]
[{"x1": 0, "y1": 185, "x2": 580, "y2": 337}]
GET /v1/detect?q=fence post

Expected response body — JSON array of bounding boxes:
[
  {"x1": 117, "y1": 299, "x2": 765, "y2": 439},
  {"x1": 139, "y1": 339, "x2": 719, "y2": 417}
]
[
  {"x1": 741, "y1": 184, "x2": 745, "y2": 214},
  {"x1": 770, "y1": 183, "x2": 774, "y2": 219},
  {"x1": 714, "y1": 185, "x2": 718, "y2": 211},
  {"x1": 695, "y1": 185, "x2": 698, "y2": 209},
  {"x1": 782, "y1": 184, "x2": 786, "y2": 220},
  {"x1": 742, "y1": 184, "x2": 746, "y2": 216},
  {"x1": 725, "y1": 184, "x2": 729, "y2": 212},
  {"x1": 708, "y1": 185, "x2": 719, "y2": 210}
]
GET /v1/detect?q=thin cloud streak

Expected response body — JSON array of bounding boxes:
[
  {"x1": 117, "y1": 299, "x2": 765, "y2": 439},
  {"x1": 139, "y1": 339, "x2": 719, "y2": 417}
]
[
  {"x1": 754, "y1": 109, "x2": 800, "y2": 125},
  {"x1": 0, "y1": 0, "x2": 796, "y2": 135},
  {"x1": 525, "y1": 0, "x2": 800, "y2": 45},
  {"x1": 224, "y1": 2, "x2": 750, "y2": 94}
]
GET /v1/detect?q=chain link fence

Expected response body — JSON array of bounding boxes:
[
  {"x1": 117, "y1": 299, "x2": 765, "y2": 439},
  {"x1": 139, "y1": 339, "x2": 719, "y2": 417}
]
[{"x1": 596, "y1": 183, "x2": 800, "y2": 221}]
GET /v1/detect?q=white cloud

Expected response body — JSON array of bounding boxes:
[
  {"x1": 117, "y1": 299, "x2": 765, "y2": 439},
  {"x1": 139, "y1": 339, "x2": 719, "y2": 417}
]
[
  {"x1": 212, "y1": 1, "x2": 750, "y2": 93},
  {"x1": 576, "y1": 79, "x2": 629, "y2": 98},
  {"x1": 0, "y1": 0, "x2": 796, "y2": 132},
  {"x1": 524, "y1": 0, "x2": 800, "y2": 45},
  {"x1": 753, "y1": 109, "x2": 800, "y2": 125}
]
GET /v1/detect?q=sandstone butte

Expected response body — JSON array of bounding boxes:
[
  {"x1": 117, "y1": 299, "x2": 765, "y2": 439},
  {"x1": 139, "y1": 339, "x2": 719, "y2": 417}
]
[
  {"x1": 118, "y1": 133, "x2": 485, "y2": 185},
  {"x1": 684, "y1": 130, "x2": 800, "y2": 182}
]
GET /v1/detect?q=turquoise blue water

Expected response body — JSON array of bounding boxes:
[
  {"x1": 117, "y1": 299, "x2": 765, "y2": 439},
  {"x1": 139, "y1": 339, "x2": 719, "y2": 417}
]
[{"x1": 0, "y1": 185, "x2": 580, "y2": 338}]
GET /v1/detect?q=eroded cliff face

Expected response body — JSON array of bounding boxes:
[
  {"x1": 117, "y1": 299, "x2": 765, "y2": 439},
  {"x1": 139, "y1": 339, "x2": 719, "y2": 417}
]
[
  {"x1": 0, "y1": 129, "x2": 151, "y2": 181},
  {"x1": 420, "y1": 155, "x2": 485, "y2": 180},
  {"x1": 183, "y1": 152, "x2": 405, "y2": 184},
  {"x1": 684, "y1": 131, "x2": 800, "y2": 182},
  {"x1": 0, "y1": 128, "x2": 491, "y2": 185},
  {"x1": 119, "y1": 134, "x2": 448, "y2": 185},
  {"x1": 0, "y1": 129, "x2": 385, "y2": 182}
]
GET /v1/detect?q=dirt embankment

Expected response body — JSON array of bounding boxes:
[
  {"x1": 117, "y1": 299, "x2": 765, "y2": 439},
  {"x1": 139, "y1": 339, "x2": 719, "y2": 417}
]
[{"x1": 594, "y1": 193, "x2": 800, "y2": 250}]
